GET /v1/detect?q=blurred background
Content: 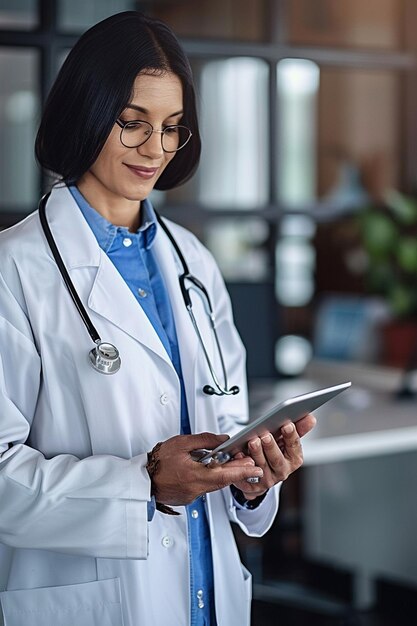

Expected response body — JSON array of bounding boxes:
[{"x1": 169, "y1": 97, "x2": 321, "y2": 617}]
[{"x1": 2, "y1": 1, "x2": 417, "y2": 624}]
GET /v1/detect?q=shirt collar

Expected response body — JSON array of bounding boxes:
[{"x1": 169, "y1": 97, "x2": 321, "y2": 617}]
[{"x1": 68, "y1": 185, "x2": 158, "y2": 252}]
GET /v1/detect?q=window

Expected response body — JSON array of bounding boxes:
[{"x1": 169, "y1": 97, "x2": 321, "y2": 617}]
[
  {"x1": 0, "y1": 48, "x2": 40, "y2": 211},
  {"x1": 0, "y1": 0, "x2": 38, "y2": 30},
  {"x1": 58, "y1": 0, "x2": 136, "y2": 32},
  {"x1": 1, "y1": 0, "x2": 415, "y2": 377}
]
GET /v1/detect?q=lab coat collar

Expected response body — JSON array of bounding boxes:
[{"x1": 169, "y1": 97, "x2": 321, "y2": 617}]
[
  {"x1": 43, "y1": 185, "x2": 174, "y2": 366},
  {"x1": 45, "y1": 184, "x2": 101, "y2": 269},
  {"x1": 68, "y1": 185, "x2": 158, "y2": 252}
]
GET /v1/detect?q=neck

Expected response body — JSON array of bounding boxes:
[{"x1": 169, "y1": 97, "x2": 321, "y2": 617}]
[{"x1": 76, "y1": 177, "x2": 141, "y2": 233}]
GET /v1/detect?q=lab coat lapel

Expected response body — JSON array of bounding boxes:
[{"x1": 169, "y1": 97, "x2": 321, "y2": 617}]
[
  {"x1": 152, "y1": 222, "x2": 199, "y2": 422},
  {"x1": 87, "y1": 254, "x2": 172, "y2": 366},
  {"x1": 45, "y1": 185, "x2": 172, "y2": 366}
]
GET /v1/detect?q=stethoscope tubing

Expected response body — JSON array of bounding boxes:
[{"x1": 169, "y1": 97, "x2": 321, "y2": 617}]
[
  {"x1": 38, "y1": 192, "x2": 239, "y2": 394},
  {"x1": 39, "y1": 193, "x2": 101, "y2": 345},
  {"x1": 157, "y1": 215, "x2": 238, "y2": 395}
]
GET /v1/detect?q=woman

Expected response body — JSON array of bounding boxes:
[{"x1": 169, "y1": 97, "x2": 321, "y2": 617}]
[{"x1": 0, "y1": 11, "x2": 315, "y2": 626}]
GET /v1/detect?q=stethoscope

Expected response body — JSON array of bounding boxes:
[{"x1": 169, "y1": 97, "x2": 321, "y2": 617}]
[{"x1": 38, "y1": 193, "x2": 239, "y2": 396}]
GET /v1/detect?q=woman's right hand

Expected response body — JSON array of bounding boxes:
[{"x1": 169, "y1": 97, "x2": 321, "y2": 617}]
[{"x1": 147, "y1": 432, "x2": 263, "y2": 507}]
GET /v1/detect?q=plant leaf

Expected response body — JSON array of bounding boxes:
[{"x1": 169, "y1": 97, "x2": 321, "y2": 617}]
[
  {"x1": 384, "y1": 189, "x2": 417, "y2": 225},
  {"x1": 359, "y1": 211, "x2": 398, "y2": 258},
  {"x1": 397, "y1": 238, "x2": 417, "y2": 273}
]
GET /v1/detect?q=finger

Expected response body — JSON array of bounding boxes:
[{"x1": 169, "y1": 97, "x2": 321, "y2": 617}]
[
  {"x1": 234, "y1": 483, "x2": 268, "y2": 500},
  {"x1": 276, "y1": 434, "x2": 285, "y2": 452},
  {"x1": 232, "y1": 478, "x2": 268, "y2": 499},
  {"x1": 247, "y1": 437, "x2": 267, "y2": 466},
  {"x1": 247, "y1": 435, "x2": 283, "y2": 470},
  {"x1": 280, "y1": 422, "x2": 303, "y2": 458},
  {"x1": 294, "y1": 414, "x2": 317, "y2": 438},
  {"x1": 226, "y1": 457, "x2": 255, "y2": 468},
  {"x1": 183, "y1": 432, "x2": 229, "y2": 452},
  {"x1": 205, "y1": 464, "x2": 263, "y2": 491},
  {"x1": 206, "y1": 456, "x2": 255, "y2": 470},
  {"x1": 259, "y1": 433, "x2": 283, "y2": 467}
]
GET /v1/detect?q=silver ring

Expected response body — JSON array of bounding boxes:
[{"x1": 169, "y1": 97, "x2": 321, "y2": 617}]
[{"x1": 246, "y1": 477, "x2": 260, "y2": 484}]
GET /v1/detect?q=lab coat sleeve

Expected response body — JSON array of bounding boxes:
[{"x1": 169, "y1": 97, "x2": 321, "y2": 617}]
[
  {"x1": 0, "y1": 269, "x2": 150, "y2": 560},
  {"x1": 226, "y1": 485, "x2": 280, "y2": 536}
]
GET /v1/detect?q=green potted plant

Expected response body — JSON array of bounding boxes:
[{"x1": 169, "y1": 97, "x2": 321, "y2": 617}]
[{"x1": 357, "y1": 189, "x2": 417, "y2": 367}]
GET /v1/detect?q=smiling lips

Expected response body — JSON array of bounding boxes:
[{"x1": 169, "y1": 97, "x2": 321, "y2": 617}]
[{"x1": 125, "y1": 164, "x2": 159, "y2": 179}]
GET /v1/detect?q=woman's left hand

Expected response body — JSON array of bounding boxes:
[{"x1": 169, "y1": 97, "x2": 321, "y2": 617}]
[{"x1": 231, "y1": 413, "x2": 316, "y2": 500}]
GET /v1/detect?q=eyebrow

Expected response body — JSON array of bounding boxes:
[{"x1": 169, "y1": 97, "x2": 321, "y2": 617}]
[{"x1": 126, "y1": 104, "x2": 183, "y2": 118}]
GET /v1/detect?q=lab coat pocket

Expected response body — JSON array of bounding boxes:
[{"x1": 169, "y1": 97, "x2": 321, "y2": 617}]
[{"x1": 0, "y1": 578, "x2": 124, "y2": 626}]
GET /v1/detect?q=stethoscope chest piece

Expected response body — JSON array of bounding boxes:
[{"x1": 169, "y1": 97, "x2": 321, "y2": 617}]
[{"x1": 89, "y1": 342, "x2": 121, "y2": 374}]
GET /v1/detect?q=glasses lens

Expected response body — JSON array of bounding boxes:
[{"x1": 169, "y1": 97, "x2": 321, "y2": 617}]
[
  {"x1": 121, "y1": 121, "x2": 153, "y2": 148},
  {"x1": 162, "y1": 126, "x2": 192, "y2": 152}
]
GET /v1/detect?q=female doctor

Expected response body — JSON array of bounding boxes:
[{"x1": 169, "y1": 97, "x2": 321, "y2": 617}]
[{"x1": 0, "y1": 11, "x2": 315, "y2": 626}]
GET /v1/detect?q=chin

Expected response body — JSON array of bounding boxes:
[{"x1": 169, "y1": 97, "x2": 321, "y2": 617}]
[
  {"x1": 126, "y1": 192, "x2": 148, "y2": 202},
  {"x1": 123, "y1": 185, "x2": 153, "y2": 202}
]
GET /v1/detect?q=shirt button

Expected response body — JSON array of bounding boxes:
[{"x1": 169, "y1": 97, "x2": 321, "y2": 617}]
[
  {"x1": 160, "y1": 393, "x2": 169, "y2": 405},
  {"x1": 138, "y1": 288, "x2": 147, "y2": 298},
  {"x1": 191, "y1": 509, "x2": 199, "y2": 519},
  {"x1": 123, "y1": 237, "x2": 132, "y2": 247},
  {"x1": 197, "y1": 589, "x2": 204, "y2": 609},
  {"x1": 162, "y1": 536, "x2": 173, "y2": 548}
]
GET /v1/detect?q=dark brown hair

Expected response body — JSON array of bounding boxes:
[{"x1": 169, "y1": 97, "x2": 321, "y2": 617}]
[{"x1": 35, "y1": 11, "x2": 201, "y2": 190}]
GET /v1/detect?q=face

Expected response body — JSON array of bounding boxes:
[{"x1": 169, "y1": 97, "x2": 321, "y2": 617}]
[{"x1": 77, "y1": 71, "x2": 183, "y2": 219}]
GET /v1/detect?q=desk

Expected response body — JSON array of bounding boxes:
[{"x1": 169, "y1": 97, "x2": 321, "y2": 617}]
[{"x1": 250, "y1": 359, "x2": 417, "y2": 608}]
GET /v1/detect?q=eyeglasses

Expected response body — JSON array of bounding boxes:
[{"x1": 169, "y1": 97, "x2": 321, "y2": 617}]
[{"x1": 115, "y1": 119, "x2": 192, "y2": 153}]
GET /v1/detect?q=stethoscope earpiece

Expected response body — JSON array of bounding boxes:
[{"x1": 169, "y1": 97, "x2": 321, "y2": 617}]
[
  {"x1": 89, "y1": 342, "x2": 121, "y2": 375},
  {"x1": 203, "y1": 384, "x2": 240, "y2": 396}
]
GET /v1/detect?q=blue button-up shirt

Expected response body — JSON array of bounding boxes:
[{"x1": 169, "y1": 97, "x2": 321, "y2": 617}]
[{"x1": 69, "y1": 186, "x2": 215, "y2": 625}]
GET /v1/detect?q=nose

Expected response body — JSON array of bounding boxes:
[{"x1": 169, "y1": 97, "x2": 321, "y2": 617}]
[{"x1": 138, "y1": 130, "x2": 164, "y2": 158}]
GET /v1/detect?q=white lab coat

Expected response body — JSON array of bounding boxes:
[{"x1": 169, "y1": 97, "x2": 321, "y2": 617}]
[{"x1": 0, "y1": 185, "x2": 279, "y2": 626}]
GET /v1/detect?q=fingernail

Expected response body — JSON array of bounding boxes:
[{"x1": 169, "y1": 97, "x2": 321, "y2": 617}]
[
  {"x1": 261, "y1": 434, "x2": 272, "y2": 443},
  {"x1": 249, "y1": 439, "x2": 260, "y2": 449},
  {"x1": 282, "y1": 423, "x2": 294, "y2": 435}
]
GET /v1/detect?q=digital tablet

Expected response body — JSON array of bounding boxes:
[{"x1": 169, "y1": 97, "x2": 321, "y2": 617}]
[{"x1": 193, "y1": 381, "x2": 351, "y2": 464}]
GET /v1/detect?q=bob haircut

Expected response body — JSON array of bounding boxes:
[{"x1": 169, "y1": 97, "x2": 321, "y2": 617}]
[{"x1": 35, "y1": 11, "x2": 201, "y2": 190}]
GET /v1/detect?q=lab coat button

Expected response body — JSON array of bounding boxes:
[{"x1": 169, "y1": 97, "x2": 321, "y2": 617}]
[
  {"x1": 191, "y1": 509, "x2": 199, "y2": 519},
  {"x1": 162, "y1": 535, "x2": 173, "y2": 548},
  {"x1": 123, "y1": 237, "x2": 133, "y2": 247},
  {"x1": 138, "y1": 288, "x2": 147, "y2": 298},
  {"x1": 160, "y1": 393, "x2": 169, "y2": 405}
]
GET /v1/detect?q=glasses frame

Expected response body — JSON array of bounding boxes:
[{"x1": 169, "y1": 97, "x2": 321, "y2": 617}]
[{"x1": 115, "y1": 118, "x2": 192, "y2": 153}]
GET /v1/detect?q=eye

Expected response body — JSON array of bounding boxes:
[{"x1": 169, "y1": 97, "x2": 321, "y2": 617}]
[
  {"x1": 124, "y1": 121, "x2": 145, "y2": 131},
  {"x1": 164, "y1": 125, "x2": 180, "y2": 135}
]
